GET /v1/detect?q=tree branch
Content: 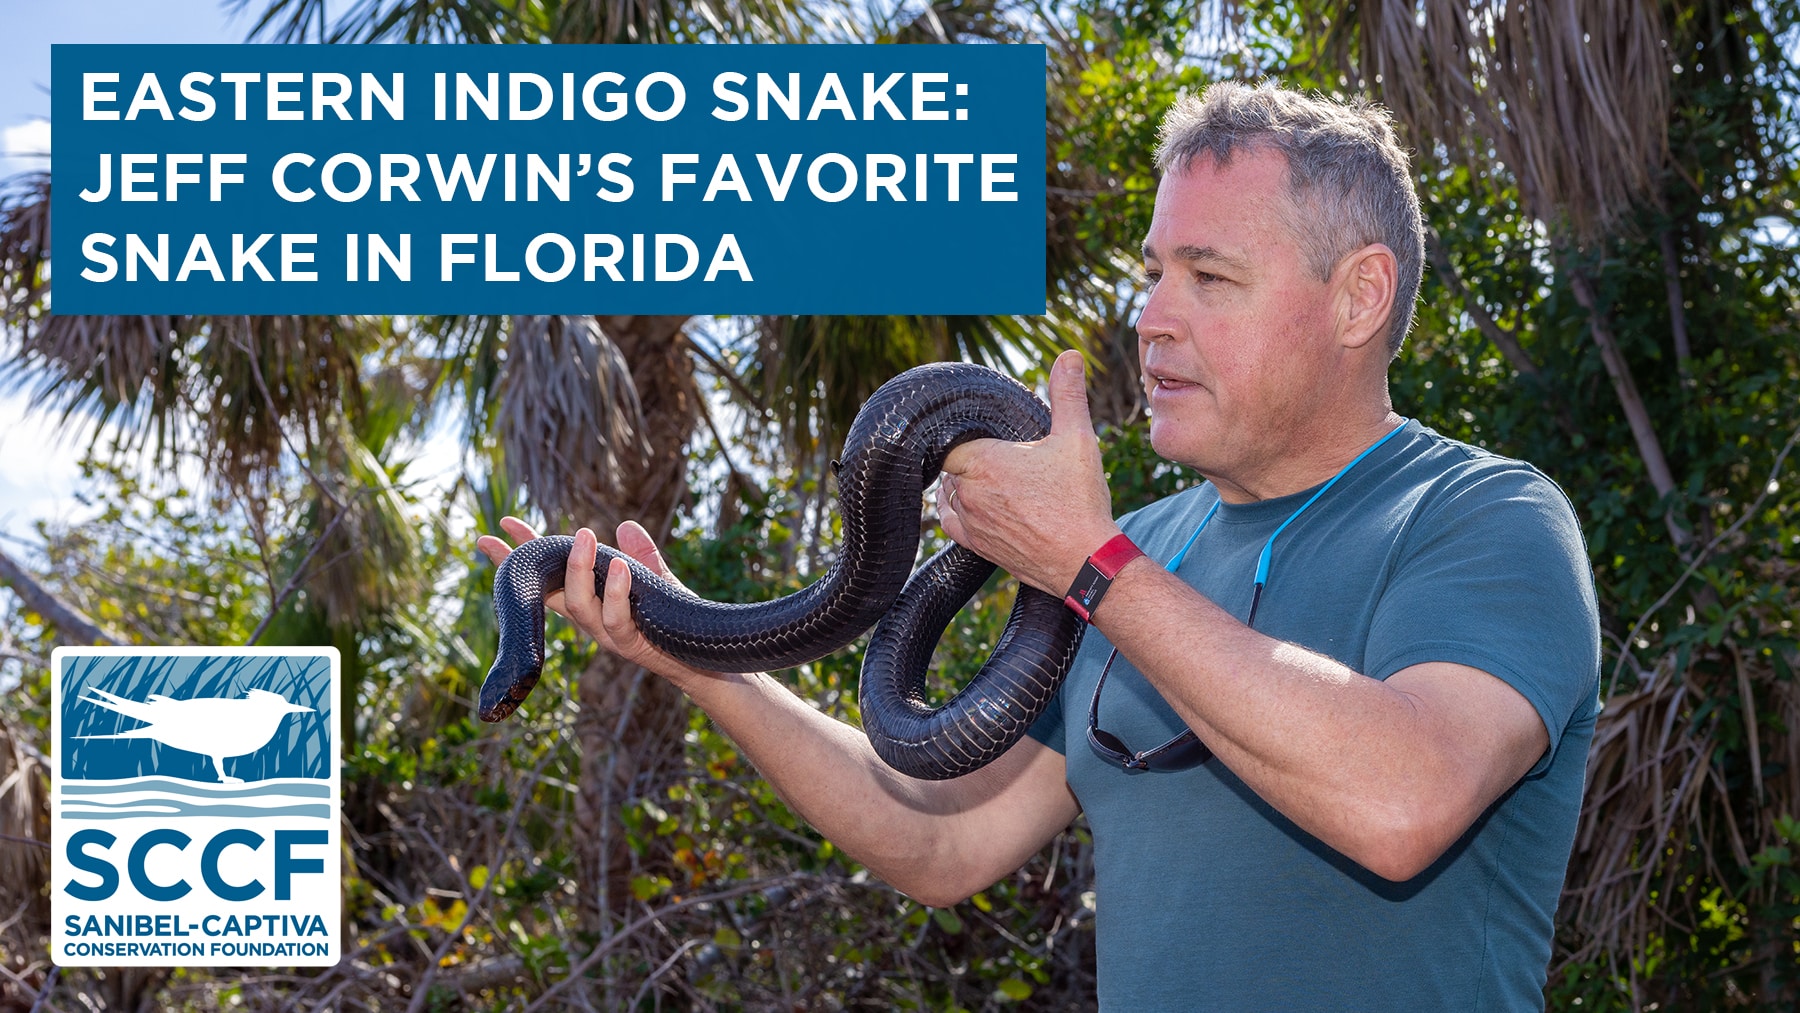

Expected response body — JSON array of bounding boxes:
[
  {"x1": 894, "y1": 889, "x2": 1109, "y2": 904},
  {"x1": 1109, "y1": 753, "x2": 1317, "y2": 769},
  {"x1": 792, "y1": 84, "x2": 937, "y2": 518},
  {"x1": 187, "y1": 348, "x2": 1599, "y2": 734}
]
[
  {"x1": 0, "y1": 547, "x2": 120, "y2": 646},
  {"x1": 1427, "y1": 231, "x2": 1543, "y2": 378},
  {"x1": 521, "y1": 873, "x2": 813, "y2": 1013},
  {"x1": 245, "y1": 506, "x2": 348, "y2": 646},
  {"x1": 230, "y1": 324, "x2": 346, "y2": 512},
  {"x1": 1605, "y1": 421, "x2": 1800, "y2": 694},
  {"x1": 1657, "y1": 227, "x2": 1694, "y2": 385},
  {"x1": 1568, "y1": 271, "x2": 1692, "y2": 553},
  {"x1": 1427, "y1": 230, "x2": 1580, "y2": 438}
]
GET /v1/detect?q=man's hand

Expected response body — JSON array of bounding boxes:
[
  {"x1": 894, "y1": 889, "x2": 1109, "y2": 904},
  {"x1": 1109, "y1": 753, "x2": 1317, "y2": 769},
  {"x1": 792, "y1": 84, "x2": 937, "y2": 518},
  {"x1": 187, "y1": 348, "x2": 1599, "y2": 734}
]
[
  {"x1": 475, "y1": 517, "x2": 719, "y2": 689},
  {"x1": 938, "y1": 349, "x2": 1123, "y2": 595}
]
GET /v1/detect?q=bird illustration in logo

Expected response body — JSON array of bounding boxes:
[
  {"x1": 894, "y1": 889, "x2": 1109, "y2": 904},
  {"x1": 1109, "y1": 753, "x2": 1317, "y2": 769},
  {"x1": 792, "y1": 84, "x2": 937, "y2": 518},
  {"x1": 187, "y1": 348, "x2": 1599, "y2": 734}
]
[{"x1": 76, "y1": 688, "x2": 315, "y2": 783}]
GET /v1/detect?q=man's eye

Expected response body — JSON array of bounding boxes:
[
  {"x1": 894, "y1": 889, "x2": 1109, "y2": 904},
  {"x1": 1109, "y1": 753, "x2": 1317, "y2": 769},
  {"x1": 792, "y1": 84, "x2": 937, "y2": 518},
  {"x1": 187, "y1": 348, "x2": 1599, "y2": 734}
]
[
  {"x1": 1195, "y1": 271, "x2": 1221, "y2": 284},
  {"x1": 1144, "y1": 270, "x2": 1162, "y2": 285}
]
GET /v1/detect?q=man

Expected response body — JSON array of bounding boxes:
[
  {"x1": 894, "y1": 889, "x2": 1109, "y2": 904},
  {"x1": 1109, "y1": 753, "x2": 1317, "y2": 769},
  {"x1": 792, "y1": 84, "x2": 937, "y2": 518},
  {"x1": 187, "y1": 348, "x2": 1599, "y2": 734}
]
[{"x1": 479, "y1": 81, "x2": 1600, "y2": 1010}]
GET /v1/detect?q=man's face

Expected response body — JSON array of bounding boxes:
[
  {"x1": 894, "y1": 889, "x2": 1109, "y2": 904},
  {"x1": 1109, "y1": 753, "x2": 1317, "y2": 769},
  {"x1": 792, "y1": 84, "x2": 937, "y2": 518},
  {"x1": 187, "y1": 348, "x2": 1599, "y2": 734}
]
[{"x1": 1136, "y1": 149, "x2": 1343, "y2": 494}]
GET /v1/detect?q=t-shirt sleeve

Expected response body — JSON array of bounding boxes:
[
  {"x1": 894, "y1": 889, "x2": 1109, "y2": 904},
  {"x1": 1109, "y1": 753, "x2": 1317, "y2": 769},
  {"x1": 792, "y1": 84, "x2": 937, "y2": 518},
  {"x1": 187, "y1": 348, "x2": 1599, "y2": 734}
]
[{"x1": 1364, "y1": 463, "x2": 1601, "y2": 777}]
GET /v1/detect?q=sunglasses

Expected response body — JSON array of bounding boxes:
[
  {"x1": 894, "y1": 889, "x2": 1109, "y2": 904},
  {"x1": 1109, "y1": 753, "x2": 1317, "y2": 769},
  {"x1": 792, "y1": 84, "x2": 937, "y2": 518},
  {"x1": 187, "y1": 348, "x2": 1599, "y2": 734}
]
[
  {"x1": 1085, "y1": 645, "x2": 1216, "y2": 771},
  {"x1": 1084, "y1": 420, "x2": 1409, "y2": 774}
]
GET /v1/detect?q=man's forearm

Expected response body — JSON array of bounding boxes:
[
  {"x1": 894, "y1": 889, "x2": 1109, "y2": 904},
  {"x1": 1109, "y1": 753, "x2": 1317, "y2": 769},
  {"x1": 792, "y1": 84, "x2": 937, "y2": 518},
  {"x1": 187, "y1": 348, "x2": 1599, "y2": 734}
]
[{"x1": 668, "y1": 666, "x2": 1078, "y2": 906}]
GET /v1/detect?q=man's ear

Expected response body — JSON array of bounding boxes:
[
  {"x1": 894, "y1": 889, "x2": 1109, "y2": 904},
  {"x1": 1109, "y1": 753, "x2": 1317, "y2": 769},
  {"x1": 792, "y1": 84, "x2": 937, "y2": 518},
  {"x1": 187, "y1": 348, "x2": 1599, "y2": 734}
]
[{"x1": 1335, "y1": 243, "x2": 1399, "y2": 351}]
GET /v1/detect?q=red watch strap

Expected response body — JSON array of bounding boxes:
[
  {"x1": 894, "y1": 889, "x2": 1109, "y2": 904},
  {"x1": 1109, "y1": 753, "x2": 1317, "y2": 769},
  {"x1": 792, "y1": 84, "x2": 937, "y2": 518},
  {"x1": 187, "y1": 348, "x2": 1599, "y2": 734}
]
[
  {"x1": 1063, "y1": 534, "x2": 1145, "y2": 621},
  {"x1": 1088, "y1": 533, "x2": 1145, "y2": 579}
]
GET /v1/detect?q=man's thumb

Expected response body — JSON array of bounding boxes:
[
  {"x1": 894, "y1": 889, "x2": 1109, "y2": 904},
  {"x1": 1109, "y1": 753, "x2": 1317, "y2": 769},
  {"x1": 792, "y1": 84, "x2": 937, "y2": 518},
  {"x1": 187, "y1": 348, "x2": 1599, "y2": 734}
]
[{"x1": 1047, "y1": 349, "x2": 1093, "y2": 437}]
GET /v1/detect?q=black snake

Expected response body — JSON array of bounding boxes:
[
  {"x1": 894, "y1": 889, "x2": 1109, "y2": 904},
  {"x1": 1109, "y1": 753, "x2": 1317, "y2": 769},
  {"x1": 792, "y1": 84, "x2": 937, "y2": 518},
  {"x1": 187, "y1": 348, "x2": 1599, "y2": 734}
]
[{"x1": 479, "y1": 362, "x2": 1087, "y2": 780}]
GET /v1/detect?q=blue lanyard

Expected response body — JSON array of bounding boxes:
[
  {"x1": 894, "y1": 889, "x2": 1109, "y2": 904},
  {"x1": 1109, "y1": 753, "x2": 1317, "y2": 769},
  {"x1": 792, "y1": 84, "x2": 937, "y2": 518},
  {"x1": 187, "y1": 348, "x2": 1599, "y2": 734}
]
[{"x1": 1162, "y1": 420, "x2": 1410, "y2": 626}]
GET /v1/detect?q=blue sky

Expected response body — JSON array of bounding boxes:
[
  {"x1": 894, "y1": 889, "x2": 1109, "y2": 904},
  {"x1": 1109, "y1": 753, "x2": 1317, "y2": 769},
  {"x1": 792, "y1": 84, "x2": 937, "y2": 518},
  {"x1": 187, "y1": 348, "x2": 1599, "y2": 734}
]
[{"x1": 0, "y1": 1, "x2": 252, "y2": 179}]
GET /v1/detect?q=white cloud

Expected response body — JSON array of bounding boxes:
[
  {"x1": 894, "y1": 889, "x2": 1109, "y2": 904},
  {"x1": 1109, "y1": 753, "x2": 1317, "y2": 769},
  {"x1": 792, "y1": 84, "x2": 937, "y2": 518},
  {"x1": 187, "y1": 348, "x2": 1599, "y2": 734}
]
[{"x1": 2, "y1": 118, "x2": 50, "y2": 160}]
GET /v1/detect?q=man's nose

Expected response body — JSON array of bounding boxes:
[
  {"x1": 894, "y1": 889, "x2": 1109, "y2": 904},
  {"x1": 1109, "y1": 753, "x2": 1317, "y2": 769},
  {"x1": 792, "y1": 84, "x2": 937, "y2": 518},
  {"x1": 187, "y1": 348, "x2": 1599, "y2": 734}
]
[{"x1": 1135, "y1": 286, "x2": 1177, "y2": 343}]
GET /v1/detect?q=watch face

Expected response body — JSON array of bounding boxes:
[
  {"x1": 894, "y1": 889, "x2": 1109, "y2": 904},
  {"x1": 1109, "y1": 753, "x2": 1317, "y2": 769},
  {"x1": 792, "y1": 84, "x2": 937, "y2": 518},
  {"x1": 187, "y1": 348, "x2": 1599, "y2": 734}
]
[{"x1": 1065, "y1": 560, "x2": 1112, "y2": 621}]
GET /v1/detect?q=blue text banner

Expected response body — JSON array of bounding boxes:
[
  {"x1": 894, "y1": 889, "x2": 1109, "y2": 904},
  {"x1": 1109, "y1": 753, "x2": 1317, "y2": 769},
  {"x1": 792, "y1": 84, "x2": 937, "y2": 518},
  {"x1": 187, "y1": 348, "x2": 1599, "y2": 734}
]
[{"x1": 52, "y1": 44, "x2": 1047, "y2": 315}]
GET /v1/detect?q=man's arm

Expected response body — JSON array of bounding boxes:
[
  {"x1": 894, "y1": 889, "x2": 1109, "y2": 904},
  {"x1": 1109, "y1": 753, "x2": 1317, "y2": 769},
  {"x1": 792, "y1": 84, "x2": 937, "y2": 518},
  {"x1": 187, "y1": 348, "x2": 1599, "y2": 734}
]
[
  {"x1": 476, "y1": 520, "x2": 1080, "y2": 907},
  {"x1": 940, "y1": 350, "x2": 1549, "y2": 882},
  {"x1": 1085, "y1": 565, "x2": 1545, "y2": 881}
]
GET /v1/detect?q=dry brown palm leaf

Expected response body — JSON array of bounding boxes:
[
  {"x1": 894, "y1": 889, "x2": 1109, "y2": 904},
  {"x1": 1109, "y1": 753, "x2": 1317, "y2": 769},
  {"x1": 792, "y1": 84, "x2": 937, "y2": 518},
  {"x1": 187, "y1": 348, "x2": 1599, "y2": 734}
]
[
  {"x1": 2, "y1": 178, "x2": 175, "y2": 421},
  {"x1": 1565, "y1": 664, "x2": 1716, "y2": 962},
  {"x1": 496, "y1": 315, "x2": 653, "y2": 525},
  {"x1": 1, "y1": 178, "x2": 175, "y2": 416},
  {"x1": 2, "y1": 208, "x2": 376, "y2": 499},
  {"x1": 3, "y1": 175, "x2": 386, "y2": 498},
  {"x1": 189, "y1": 314, "x2": 374, "y2": 490},
  {"x1": 1563, "y1": 635, "x2": 1800, "y2": 990},
  {"x1": 10, "y1": 315, "x2": 377, "y2": 494},
  {"x1": 8, "y1": 314, "x2": 178, "y2": 429},
  {"x1": 1322, "y1": 0, "x2": 1670, "y2": 242}
]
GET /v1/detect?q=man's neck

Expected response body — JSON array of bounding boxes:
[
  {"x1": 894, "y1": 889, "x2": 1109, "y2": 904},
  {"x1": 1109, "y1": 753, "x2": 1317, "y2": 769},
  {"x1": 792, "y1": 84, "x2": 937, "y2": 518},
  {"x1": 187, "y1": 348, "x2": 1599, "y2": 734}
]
[{"x1": 1206, "y1": 407, "x2": 1405, "y2": 505}]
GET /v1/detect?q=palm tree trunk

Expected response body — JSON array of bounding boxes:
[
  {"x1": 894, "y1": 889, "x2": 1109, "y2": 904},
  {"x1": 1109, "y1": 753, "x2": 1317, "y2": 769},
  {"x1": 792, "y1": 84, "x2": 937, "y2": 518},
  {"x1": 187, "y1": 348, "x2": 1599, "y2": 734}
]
[
  {"x1": 569, "y1": 315, "x2": 698, "y2": 950},
  {"x1": 1087, "y1": 315, "x2": 1146, "y2": 428}
]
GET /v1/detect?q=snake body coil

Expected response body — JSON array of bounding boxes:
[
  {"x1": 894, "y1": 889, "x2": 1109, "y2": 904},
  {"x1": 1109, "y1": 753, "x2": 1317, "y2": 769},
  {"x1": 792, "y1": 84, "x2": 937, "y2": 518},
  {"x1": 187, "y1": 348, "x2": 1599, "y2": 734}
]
[{"x1": 480, "y1": 362, "x2": 1086, "y2": 780}]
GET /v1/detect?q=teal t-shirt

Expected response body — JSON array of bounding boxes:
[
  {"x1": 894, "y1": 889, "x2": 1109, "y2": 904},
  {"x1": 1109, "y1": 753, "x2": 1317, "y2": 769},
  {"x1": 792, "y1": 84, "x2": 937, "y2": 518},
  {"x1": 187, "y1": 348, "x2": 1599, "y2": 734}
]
[{"x1": 1028, "y1": 420, "x2": 1600, "y2": 1011}]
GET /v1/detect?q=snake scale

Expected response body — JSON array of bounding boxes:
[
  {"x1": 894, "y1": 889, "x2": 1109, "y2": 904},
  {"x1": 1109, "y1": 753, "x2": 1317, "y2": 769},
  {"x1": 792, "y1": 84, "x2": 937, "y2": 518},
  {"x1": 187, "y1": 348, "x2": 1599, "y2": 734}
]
[{"x1": 478, "y1": 362, "x2": 1087, "y2": 780}]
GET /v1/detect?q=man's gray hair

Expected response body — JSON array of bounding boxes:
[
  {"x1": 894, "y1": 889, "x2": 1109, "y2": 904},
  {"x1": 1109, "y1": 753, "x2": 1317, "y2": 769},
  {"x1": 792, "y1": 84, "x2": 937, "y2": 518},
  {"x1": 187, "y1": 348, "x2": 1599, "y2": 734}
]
[{"x1": 1155, "y1": 81, "x2": 1425, "y2": 358}]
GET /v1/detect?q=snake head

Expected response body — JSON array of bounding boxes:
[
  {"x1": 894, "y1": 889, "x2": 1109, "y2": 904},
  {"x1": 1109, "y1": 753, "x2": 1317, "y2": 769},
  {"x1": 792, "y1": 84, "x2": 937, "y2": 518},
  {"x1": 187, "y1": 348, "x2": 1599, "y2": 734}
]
[
  {"x1": 477, "y1": 654, "x2": 540, "y2": 722},
  {"x1": 479, "y1": 534, "x2": 570, "y2": 722}
]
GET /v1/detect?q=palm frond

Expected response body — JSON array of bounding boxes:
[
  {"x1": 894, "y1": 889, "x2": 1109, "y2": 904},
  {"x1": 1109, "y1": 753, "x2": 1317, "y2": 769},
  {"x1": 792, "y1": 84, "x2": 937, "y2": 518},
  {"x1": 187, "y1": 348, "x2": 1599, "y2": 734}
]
[
  {"x1": 239, "y1": 0, "x2": 860, "y2": 44},
  {"x1": 745, "y1": 313, "x2": 1076, "y2": 464},
  {"x1": 551, "y1": 0, "x2": 852, "y2": 43},
  {"x1": 494, "y1": 315, "x2": 654, "y2": 525},
  {"x1": 2, "y1": 175, "x2": 382, "y2": 494},
  {"x1": 236, "y1": 0, "x2": 536, "y2": 43},
  {"x1": 1559, "y1": 643, "x2": 1800, "y2": 993},
  {"x1": 295, "y1": 415, "x2": 430, "y2": 626},
  {"x1": 3, "y1": 311, "x2": 389, "y2": 496},
  {"x1": 872, "y1": 0, "x2": 1031, "y2": 44},
  {"x1": 1322, "y1": 0, "x2": 1671, "y2": 240}
]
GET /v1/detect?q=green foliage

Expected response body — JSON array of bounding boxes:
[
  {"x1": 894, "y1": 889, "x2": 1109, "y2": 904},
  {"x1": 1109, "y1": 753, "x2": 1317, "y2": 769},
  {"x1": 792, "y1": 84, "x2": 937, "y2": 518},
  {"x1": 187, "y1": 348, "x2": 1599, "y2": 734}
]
[
  {"x1": 1053, "y1": 0, "x2": 1206, "y2": 266},
  {"x1": 40, "y1": 456, "x2": 271, "y2": 647}
]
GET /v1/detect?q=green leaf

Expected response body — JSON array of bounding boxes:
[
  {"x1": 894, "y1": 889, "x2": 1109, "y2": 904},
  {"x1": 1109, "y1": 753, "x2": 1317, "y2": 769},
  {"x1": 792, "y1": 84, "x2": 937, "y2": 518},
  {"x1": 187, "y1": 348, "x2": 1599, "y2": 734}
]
[
  {"x1": 996, "y1": 978, "x2": 1033, "y2": 1001},
  {"x1": 630, "y1": 874, "x2": 671, "y2": 901}
]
